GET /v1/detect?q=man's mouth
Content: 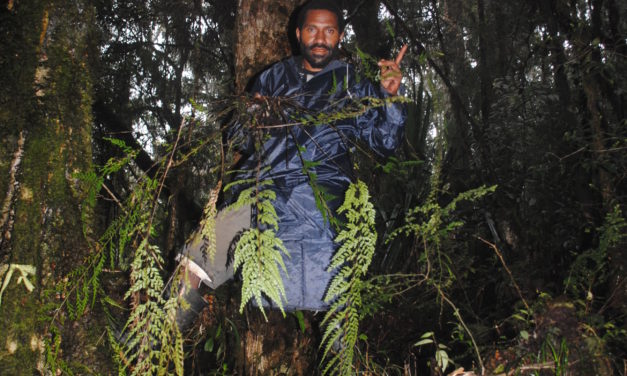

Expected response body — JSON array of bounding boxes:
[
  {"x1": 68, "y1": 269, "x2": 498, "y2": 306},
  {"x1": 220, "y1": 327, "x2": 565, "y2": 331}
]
[{"x1": 308, "y1": 44, "x2": 330, "y2": 56}]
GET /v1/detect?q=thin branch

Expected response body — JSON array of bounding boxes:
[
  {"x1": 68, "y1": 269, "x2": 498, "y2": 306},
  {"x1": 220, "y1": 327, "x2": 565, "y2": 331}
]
[
  {"x1": 433, "y1": 283, "x2": 485, "y2": 375},
  {"x1": 477, "y1": 236, "x2": 530, "y2": 311},
  {"x1": 547, "y1": 146, "x2": 587, "y2": 161},
  {"x1": 145, "y1": 117, "x2": 187, "y2": 268},
  {"x1": 101, "y1": 183, "x2": 125, "y2": 211}
]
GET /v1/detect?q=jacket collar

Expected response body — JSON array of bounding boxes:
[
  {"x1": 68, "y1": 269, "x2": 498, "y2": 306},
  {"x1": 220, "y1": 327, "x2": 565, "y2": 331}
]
[{"x1": 288, "y1": 56, "x2": 349, "y2": 78}]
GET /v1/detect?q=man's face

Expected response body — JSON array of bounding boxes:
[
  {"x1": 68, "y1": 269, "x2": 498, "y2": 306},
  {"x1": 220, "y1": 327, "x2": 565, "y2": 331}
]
[{"x1": 296, "y1": 9, "x2": 344, "y2": 72}]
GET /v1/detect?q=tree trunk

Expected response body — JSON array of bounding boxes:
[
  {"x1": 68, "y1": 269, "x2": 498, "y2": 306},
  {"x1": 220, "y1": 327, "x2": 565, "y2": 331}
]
[
  {"x1": 232, "y1": 0, "x2": 319, "y2": 373},
  {"x1": 233, "y1": 0, "x2": 303, "y2": 93},
  {"x1": 0, "y1": 1, "x2": 105, "y2": 373}
]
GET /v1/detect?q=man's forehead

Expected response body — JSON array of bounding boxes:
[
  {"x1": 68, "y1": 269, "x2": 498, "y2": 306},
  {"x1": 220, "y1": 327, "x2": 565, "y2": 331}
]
[{"x1": 302, "y1": 9, "x2": 339, "y2": 28}]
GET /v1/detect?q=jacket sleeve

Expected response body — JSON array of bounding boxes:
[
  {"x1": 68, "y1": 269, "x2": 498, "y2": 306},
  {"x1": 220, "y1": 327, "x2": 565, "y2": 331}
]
[
  {"x1": 225, "y1": 70, "x2": 274, "y2": 156},
  {"x1": 352, "y1": 81, "x2": 407, "y2": 157}
]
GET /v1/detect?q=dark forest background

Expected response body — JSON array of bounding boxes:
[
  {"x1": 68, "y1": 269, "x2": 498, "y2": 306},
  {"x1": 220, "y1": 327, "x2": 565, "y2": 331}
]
[{"x1": 0, "y1": 0, "x2": 625, "y2": 374}]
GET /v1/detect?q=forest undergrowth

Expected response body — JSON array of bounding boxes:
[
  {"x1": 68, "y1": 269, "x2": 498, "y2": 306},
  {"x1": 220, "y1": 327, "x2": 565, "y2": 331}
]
[
  {"x1": 33, "y1": 91, "x2": 624, "y2": 376},
  {"x1": 2, "y1": 1, "x2": 625, "y2": 375}
]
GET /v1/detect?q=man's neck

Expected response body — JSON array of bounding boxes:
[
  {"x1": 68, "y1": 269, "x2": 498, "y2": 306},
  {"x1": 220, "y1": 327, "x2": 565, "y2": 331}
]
[
  {"x1": 298, "y1": 57, "x2": 321, "y2": 82},
  {"x1": 294, "y1": 56, "x2": 342, "y2": 82},
  {"x1": 302, "y1": 60, "x2": 322, "y2": 73}
]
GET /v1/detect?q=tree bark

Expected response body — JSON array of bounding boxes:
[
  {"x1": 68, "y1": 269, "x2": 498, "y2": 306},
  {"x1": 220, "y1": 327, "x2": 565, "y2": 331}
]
[
  {"x1": 234, "y1": 0, "x2": 305, "y2": 93},
  {"x1": 0, "y1": 1, "x2": 106, "y2": 373},
  {"x1": 232, "y1": 0, "x2": 319, "y2": 373}
]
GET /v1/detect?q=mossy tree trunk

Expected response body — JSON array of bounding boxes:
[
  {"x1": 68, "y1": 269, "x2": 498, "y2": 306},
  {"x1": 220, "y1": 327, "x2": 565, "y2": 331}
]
[
  {"x1": 232, "y1": 0, "x2": 318, "y2": 374},
  {"x1": 0, "y1": 1, "x2": 105, "y2": 373}
]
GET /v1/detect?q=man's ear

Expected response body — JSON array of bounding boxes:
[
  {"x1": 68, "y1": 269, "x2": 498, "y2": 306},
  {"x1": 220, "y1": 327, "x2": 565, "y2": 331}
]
[{"x1": 295, "y1": 28, "x2": 301, "y2": 43}]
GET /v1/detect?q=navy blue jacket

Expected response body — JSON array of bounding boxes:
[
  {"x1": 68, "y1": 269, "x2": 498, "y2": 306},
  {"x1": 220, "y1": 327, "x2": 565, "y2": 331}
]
[{"x1": 231, "y1": 56, "x2": 406, "y2": 311}]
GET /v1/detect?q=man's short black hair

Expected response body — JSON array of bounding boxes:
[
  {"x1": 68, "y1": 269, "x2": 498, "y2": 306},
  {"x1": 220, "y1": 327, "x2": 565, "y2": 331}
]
[{"x1": 297, "y1": 0, "x2": 345, "y2": 32}]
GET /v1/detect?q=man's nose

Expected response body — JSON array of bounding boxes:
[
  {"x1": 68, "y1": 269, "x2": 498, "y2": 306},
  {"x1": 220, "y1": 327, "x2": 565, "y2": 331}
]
[{"x1": 313, "y1": 30, "x2": 325, "y2": 43}]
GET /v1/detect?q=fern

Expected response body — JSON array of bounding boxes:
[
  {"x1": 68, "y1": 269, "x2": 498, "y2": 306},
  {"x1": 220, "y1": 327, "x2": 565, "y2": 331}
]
[
  {"x1": 62, "y1": 139, "x2": 143, "y2": 321},
  {"x1": 320, "y1": 180, "x2": 377, "y2": 376},
  {"x1": 83, "y1": 139, "x2": 186, "y2": 375},
  {"x1": 384, "y1": 141, "x2": 495, "y2": 372},
  {"x1": 227, "y1": 180, "x2": 290, "y2": 319},
  {"x1": 297, "y1": 95, "x2": 410, "y2": 128},
  {"x1": 188, "y1": 182, "x2": 222, "y2": 263},
  {"x1": 355, "y1": 47, "x2": 380, "y2": 84},
  {"x1": 115, "y1": 238, "x2": 184, "y2": 375}
]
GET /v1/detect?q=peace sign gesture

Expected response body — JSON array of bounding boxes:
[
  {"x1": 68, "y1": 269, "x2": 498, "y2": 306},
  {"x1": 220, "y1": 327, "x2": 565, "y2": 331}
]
[{"x1": 378, "y1": 44, "x2": 408, "y2": 96}]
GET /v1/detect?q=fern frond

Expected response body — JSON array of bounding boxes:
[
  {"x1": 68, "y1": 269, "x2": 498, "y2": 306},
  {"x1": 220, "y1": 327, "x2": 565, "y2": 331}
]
[
  {"x1": 192, "y1": 183, "x2": 221, "y2": 263},
  {"x1": 228, "y1": 180, "x2": 290, "y2": 319},
  {"x1": 320, "y1": 180, "x2": 377, "y2": 376},
  {"x1": 114, "y1": 239, "x2": 184, "y2": 376}
]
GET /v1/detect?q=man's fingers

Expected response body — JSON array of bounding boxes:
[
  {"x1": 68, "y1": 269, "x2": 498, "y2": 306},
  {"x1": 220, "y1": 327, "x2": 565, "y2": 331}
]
[
  {"x1": 381, "y1": 69, "x2": 402, "y2": 80},
  {"x1": 395, "y1": 44, "x2": 408, "y2": 65},
  {"x1": 378, "y1": 60, "x2": 400, "y2": 71}
]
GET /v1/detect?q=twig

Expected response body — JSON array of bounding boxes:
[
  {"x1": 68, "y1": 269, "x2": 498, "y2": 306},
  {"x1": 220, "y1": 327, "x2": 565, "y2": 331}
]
[
  {"x1": 516, "y1": 361, "x2": 556, "y2": 372},
  {"x1": 547, "y1": 146, "x2": 586, "y2": 161},
  {"x1": 434, "y1": 283, "x2": 485, "y2": 375},
  {"x1": 344, "y1": 0, "x2": 369, "y2": 25},
  {"x1": 598, "y1": 276, "x2": 626, "y2": 314},
  {"x1": 477, "y1": 236, "x2": 530, "y2": 312},
  {"x1": 145, "y1": 117, "x2": 187, "y2": 267},
  {"x1": 101, "y1": 182, "x2": 125, "y2": 211}
]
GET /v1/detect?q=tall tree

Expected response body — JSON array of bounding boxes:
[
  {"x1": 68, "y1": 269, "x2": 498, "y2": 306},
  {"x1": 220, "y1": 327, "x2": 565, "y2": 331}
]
[
  {"x1": 234, "y1": 0, "x2": 300, "y2": 92},
  {"x1": 0, "y1": 1, "x2": 105, "y2": 373},
  {"x1": 231, "y1": 2, "x2": 315, "y2": 373}
]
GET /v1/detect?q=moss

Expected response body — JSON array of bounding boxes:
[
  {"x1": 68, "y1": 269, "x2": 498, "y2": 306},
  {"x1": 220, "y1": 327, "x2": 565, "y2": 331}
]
[
  {"x1": 0, "y1": 0, "x2": 106, "y2": 373},
  {"x1": 0, "y1": 2, "x2": 44, "y2": 232}
]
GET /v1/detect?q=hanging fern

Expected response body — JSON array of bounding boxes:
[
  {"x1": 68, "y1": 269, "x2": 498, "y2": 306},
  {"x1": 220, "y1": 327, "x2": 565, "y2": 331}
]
[
  {"x1": 63, "y1": 138, "x2": 139, "y2": 320},
  {"x1": 188, "y1": 182, "x2": 222, "y2": 264},
  {"x1": 114, "y1": 238, "x2": 184, "y2": 375},
  {"x1": 225, "y1": 179, "x2": 290, "y2": 319},
  {"x1": 320, "y1": 180, "x2": 377, "y2": 376}
]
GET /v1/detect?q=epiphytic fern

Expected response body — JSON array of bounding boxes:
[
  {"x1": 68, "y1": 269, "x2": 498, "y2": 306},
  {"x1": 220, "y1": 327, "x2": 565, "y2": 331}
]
[
  {"x1": 225, "y1": 179, "x2": 289, "y2": 319},
  {"x1": 189, "y1": 181, "x2": 222, "y2": 264},
  {"x1": 320, "y1": 180, "x2": 377, "y2": 376},
  {"x1": 115, "y1": 238, "x2": 184, "y2": 375}
]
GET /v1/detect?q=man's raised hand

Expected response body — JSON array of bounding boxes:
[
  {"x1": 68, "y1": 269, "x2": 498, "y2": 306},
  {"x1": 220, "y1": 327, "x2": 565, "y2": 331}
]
[{"x1": 378, "y1": 44, "x2": 408, "y2": 96}]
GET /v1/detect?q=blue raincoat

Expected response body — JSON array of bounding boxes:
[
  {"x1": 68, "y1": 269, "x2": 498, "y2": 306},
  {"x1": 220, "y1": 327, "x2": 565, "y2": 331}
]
[{"x1": 230, "y1": 56, "x2": 406, "y2": 311}]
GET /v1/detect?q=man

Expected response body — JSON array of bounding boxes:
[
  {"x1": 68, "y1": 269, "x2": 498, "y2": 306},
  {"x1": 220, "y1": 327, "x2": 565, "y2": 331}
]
[{"x1": 174, "y1": 0, "x2": 407, "y2": 330}]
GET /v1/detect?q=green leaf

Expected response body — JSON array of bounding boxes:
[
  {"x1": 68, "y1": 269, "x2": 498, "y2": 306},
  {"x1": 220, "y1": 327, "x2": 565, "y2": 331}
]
[
  {"x1": 414, "y1": 338, "x2": 434, "y2": 346},
  {"x1": 436, "y1": 349, "x2": 450, "y2": 372},
  {"x1": 293, "y1": 311, "x2": 306, "y2": 333},
  {"x1": 204, "y1": 338, "x2": 214, "y2": 352}
]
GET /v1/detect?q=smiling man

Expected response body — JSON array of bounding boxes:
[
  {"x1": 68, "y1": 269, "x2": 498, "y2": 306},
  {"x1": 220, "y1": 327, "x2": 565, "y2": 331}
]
[{"x1": 174, "y1": 0, "x2": 407, "y2": 331}]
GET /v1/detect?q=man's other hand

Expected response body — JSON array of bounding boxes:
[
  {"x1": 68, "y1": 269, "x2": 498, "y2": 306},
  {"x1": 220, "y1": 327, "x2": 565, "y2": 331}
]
[{"x1": 378, "y1": 44, "x2": 408, "y2": 96}]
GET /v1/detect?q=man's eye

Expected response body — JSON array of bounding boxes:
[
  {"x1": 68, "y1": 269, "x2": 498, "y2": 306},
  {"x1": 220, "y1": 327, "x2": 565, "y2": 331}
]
[
  {"x1": 326, "y1": 29, "x2": 335, "y2": 35},
  {"x1": 307, "y1": 26, "x2": 316, "y2": 33}
]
